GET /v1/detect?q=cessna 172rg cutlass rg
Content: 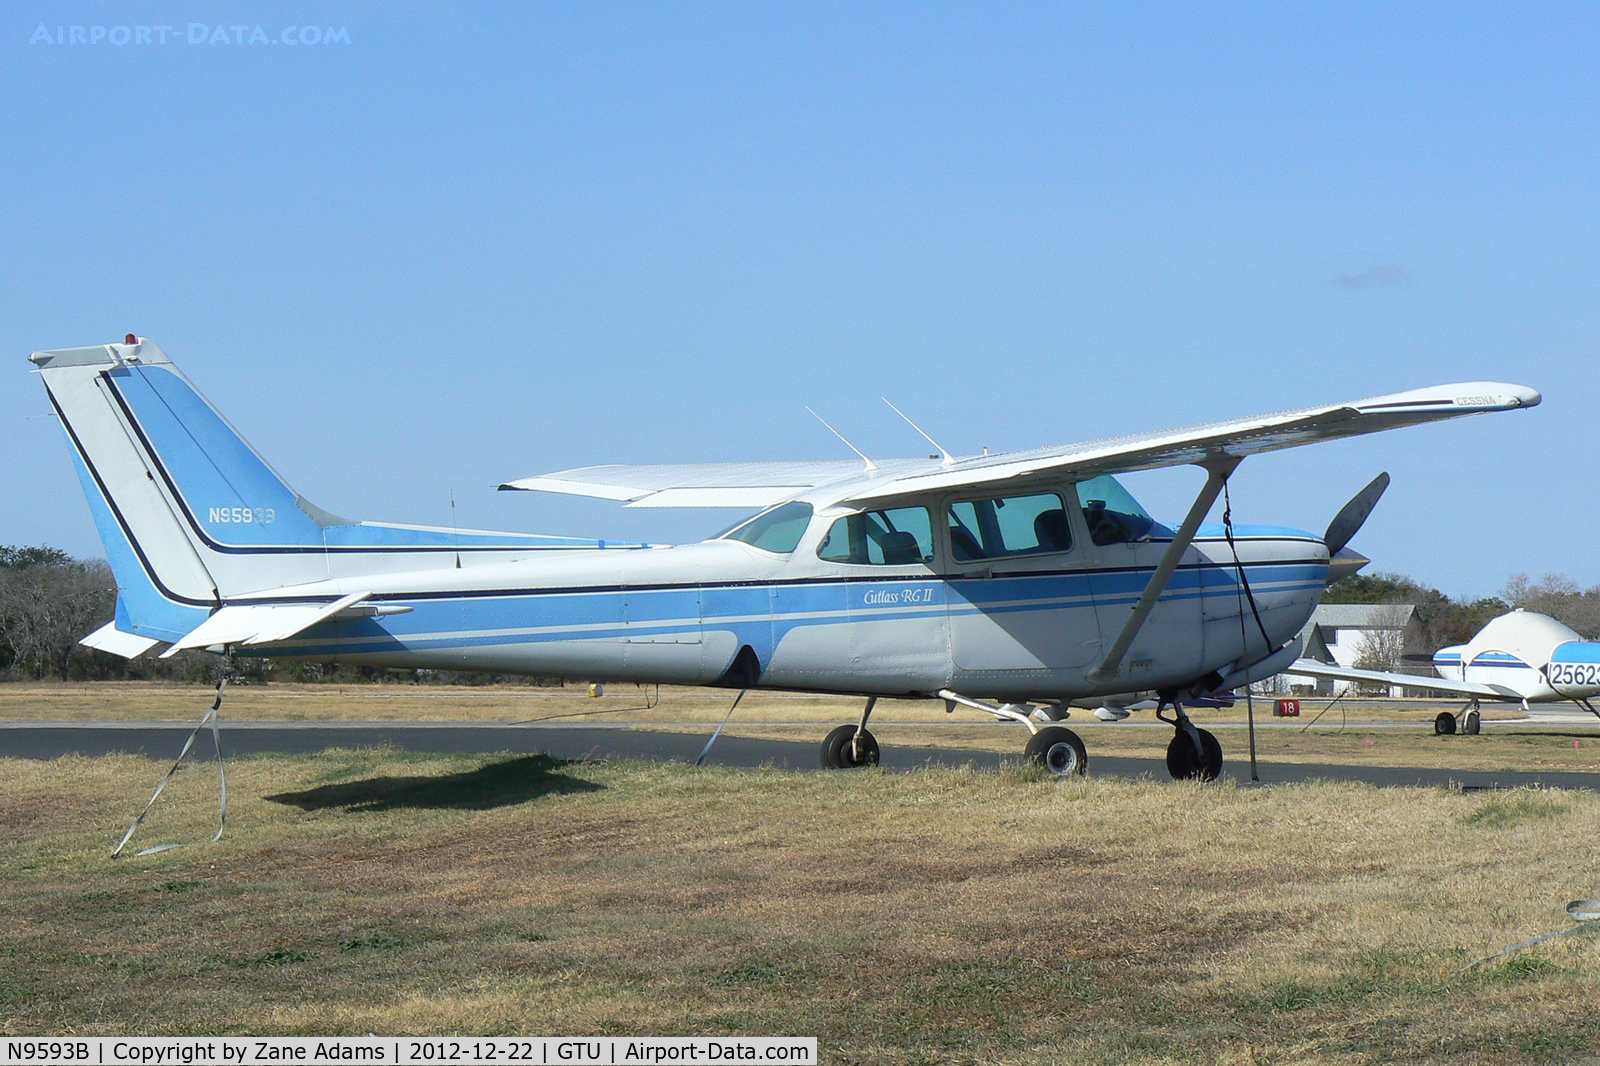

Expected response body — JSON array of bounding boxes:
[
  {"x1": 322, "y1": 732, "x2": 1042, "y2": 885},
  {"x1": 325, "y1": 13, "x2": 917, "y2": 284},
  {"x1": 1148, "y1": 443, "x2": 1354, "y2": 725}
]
[{"x1": 35, "y1": 338, "x2": 1539, "y2": 781}]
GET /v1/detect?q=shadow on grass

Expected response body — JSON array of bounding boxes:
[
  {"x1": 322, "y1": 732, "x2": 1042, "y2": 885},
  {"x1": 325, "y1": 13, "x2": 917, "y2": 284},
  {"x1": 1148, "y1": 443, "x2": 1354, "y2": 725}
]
[{"x1": 264, "y1": 754, "x2": 602, "y2": 812}]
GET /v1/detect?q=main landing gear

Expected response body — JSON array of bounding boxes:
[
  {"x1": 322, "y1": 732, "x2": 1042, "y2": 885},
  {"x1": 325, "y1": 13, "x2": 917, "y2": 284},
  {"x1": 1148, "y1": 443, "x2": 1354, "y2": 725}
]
[
  {"x1": 819, "y1": 688, "x2": 1094, "y2": 771},
  {"x1": 1025, "y1": 726, "x2": 1088, "y2": 776},
  {"x1": 820, "y1": 697, "x2": 881, "y2": 769},
  {"x1": 821, "y1": 690, "x2": 1223, "y2": 782},
  {"x1": 1435, "y1": 699, "x2": 1482, "y2": 736},
  {"x1": 820, "y1": 692, "x2": 1093, "y2": 776},
  {"x1": 1157, "y1": 696, "x2": 1223, "y2": 781}
]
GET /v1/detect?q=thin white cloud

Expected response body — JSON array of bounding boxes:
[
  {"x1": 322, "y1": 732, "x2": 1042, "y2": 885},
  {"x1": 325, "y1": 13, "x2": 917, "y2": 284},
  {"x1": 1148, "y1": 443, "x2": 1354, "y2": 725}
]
[{"x1": 1328, "y1": 266, "x2": 1410, "y2": 291}]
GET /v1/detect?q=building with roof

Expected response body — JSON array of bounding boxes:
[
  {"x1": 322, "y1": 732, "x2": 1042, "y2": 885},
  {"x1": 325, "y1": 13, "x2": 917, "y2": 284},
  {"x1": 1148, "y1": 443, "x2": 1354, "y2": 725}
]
[{"x1": 1290, "y1": 603, "x2": 1428, "y2": 696}]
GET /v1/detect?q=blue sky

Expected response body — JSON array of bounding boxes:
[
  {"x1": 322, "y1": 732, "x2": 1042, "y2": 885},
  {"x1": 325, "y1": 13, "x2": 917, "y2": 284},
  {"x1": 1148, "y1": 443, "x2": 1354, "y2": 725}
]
[{"x1": 4, "y1": 3, "x2": 1596, "y2": 598}]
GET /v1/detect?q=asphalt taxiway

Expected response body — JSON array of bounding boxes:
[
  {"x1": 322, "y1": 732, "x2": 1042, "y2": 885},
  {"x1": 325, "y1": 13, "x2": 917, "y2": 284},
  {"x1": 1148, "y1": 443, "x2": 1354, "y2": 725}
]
[{"x1": 4, "y1": 720, "x2": 1600, "y2": 791}]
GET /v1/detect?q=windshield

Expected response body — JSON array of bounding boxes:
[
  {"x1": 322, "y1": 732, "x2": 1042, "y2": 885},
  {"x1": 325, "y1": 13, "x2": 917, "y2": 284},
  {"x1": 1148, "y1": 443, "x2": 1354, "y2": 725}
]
[
  {"x1": 718, "y1": 501, "x2": 814, "y2": 554},
  {"x1": 1075, "y1": 475, "x2": 1167, "y2": 546}
]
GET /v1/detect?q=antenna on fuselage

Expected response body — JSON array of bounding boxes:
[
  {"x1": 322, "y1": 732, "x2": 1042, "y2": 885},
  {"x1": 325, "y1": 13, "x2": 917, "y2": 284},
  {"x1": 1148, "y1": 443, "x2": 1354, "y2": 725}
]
[
  {"x1": 881, "y1": 398, "x2": 955, "y2": 467},
  {"x1": 806, "y1": 407, "x2": 878, "y2": 474}
]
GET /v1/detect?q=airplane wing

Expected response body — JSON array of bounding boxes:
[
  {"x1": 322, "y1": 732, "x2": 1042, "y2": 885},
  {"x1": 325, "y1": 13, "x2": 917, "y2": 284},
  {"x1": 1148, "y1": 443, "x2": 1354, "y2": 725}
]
[
  {"x1": 500, "y1": 460, "x2": 879, "y2": 508},
  {"x1": 500, "y1": 382, "x2": 1539, "y2": 508},
  {"x1": 1281, "y1": 659, "x2": 1519, "y2": 700},
  {"x1": 839, "y1": 381, "x2": 1540, "y2": 505}
]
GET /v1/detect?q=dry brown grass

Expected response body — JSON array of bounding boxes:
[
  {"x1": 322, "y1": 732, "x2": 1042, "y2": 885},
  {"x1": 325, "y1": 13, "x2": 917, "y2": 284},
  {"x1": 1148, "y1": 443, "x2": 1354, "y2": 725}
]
[
  {"x1": 5, "y1": 682, "x2": 1599, "y2": 775},
  {"x1": 0, "y1": 682, "x2": 1520, "y2": 726},
  {"x1": 4, "y1": 751, "x2": 1600, "y2": 1063}
]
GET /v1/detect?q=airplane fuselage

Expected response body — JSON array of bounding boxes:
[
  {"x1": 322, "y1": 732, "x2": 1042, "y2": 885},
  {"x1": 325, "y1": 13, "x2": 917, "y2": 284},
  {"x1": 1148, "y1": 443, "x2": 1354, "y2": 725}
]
[
  {"x1": 234, "y1": 521, "x2": 1328, "y2": 702},
  {"x1": 1432, "y1": 610, "x2": 1600, "y2": 704}
]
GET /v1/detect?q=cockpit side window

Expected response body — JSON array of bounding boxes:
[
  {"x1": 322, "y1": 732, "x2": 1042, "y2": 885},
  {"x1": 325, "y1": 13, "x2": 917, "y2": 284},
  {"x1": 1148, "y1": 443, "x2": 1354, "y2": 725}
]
[
  {"x1": 720, "y1": 501, "x2": 814, "y2": 554},
  {"x1": 817, "y1": 506, "x2": 934, "y2": 565},
  {"x1": 946, "y1": 493, "x2": 1071, "y2": 561},
  {"x1": 1074, "y1": 475, "x2": 1165, "y2": 546}
]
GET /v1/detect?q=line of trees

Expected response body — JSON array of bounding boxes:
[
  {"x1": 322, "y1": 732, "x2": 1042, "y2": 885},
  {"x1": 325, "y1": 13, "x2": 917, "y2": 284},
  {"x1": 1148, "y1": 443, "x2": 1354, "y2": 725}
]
[
  {"x1": 1323, "y1": 570, "x2": 1600, "y2": 647},
  {"x1": 0, "y1": 546, "x2": 122, "y2": 680}
]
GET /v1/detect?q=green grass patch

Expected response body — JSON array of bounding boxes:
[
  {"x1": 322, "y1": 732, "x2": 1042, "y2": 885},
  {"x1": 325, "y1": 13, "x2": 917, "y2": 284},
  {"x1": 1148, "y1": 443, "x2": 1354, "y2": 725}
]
[{"x1": 1458, "y1": 792, "x2": 1567, "y2": 828}]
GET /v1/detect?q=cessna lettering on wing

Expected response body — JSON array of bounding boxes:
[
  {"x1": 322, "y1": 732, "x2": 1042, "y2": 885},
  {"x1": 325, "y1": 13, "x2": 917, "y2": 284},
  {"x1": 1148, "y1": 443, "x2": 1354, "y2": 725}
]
[{"x1": 208, "y1": 506, "x2": 276, "y2": 524}]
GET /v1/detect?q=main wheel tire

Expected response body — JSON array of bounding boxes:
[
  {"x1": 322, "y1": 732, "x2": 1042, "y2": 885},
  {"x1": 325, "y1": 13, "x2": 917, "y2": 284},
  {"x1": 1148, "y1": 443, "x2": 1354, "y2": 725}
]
[
  {"x1": 821, "y1": 724, "x2": 879, "y2": 769},
  {"x1": 1166, "y1": 728, "x2": 1224, "y2": 781},
  {"x1": 1195, "y1": 728, "x2": 1223, "y2": 781},
  {"x1": 1464, "y1": 711, "x2": 1481, "y2": 735},
  {"x1": 1166, "y1": 732, "x2": 1198, "y2": 779},
  {"x1": 1024, "y1": 726, "x2": 1088, "y2": 777},
  {"x1": 1434, "y1": 711, "x2": 1458, "y2": 736}
]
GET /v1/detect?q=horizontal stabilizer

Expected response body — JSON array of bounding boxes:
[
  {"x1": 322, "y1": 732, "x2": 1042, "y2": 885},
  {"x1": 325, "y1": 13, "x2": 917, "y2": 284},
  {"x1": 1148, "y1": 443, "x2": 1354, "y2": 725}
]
[
  {"x1": 160, "y1": 591, "x2": 372, "y2": 657},
  {"x1": 1282, "y1": 659, "x2": 1517, "y2": 699},
  {"x1": 80, "y1": 621, "x2": 162, "y2": 660}
]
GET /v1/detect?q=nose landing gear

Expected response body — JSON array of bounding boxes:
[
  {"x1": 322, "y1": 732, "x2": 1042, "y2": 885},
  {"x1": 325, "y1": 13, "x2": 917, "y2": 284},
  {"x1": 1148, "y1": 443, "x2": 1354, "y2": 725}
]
[
  {"x1": 1436, "y1": 699, "x2": 1481, "y2": 736},
  {"x1": 1157, "y1": 697, "x2": 1223, "y2": 781}
]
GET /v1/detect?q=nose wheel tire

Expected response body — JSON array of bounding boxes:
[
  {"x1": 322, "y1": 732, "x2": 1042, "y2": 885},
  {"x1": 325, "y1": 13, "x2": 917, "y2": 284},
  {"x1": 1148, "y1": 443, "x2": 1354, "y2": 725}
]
[
  {"x1": 1024, "y1": 726, "x2": 1088, "y2": 777},
  {"x1": 1434, "y1": 712, "x2": 1457, "y2": 736},
  {"x1": 1166, "y1": 728, "x2": 1223, "y2": 781},
  {"x1": 821, "y1": 724, "x2": 880, "y2": 769}
]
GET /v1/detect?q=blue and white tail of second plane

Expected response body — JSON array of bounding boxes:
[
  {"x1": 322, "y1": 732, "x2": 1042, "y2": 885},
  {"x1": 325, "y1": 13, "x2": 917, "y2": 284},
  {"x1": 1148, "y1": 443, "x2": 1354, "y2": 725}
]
[
  {"x1": 32, "y1": 338, "x2": 632, "y2": 651},
  {"x1": 1285, "y1": 609, "x2": 1600, "y2": 732}
]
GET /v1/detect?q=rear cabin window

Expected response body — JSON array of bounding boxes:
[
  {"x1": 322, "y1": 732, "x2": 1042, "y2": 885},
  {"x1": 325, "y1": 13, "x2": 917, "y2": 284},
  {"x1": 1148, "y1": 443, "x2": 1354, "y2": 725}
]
[
  {"x1": 817, "y1": 506, "x2": 934, "y2": 565},
  {"x1": 721, "y1": 501, "x2": 814, "y2": 554},
  {"x1": 947, "y1": 493, "x2": 1071, "y2": 561}
]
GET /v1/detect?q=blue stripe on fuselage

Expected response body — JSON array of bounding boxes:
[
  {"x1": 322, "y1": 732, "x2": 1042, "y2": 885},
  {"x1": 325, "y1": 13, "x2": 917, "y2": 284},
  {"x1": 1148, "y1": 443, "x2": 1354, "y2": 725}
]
[{"x1": 260, "y1": 555, "x2": 1328, "y2": 660}]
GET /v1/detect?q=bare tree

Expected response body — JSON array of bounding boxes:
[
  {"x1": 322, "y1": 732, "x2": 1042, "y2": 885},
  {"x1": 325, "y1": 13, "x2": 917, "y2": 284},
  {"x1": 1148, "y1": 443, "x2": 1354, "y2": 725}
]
[
  {"x1": 1502, "y1": 572, "x2": 1600, "y2": 639},
  {"x1": 1352, "y1": 605, "x2": 1409, "y2": 693},
  {"x1": 0, "y1": 558, "x2": 117, "y2": 679}
]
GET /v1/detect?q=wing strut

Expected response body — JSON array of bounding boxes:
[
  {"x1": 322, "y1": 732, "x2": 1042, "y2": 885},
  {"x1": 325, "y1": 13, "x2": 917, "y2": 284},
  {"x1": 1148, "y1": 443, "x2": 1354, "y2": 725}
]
[{"x1": 1088, "y1": 458, "x2": 1240, "y2": 685}]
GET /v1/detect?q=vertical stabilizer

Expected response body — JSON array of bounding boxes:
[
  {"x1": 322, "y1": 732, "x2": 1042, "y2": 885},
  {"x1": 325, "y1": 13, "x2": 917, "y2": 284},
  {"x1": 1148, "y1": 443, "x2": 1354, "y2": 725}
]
[{"x1": 34, "y1": 338, "x2": 626, "y2": 644}]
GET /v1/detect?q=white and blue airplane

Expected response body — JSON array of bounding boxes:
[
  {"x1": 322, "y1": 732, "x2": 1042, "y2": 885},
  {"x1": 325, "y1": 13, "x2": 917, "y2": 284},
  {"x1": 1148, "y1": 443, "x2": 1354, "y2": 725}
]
[
  {"x1": 34, "y1": 337, "x2": 1540, "y2": 780},
  {"x1": 1285, "y1": 609, "x2": 1600, "y2": 735}
]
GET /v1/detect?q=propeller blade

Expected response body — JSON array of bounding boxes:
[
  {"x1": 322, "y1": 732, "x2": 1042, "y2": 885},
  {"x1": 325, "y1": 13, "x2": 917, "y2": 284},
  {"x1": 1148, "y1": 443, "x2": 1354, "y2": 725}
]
[{"x1": 1324, "y1": 472, "x2": 1390, "y2": 555}]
